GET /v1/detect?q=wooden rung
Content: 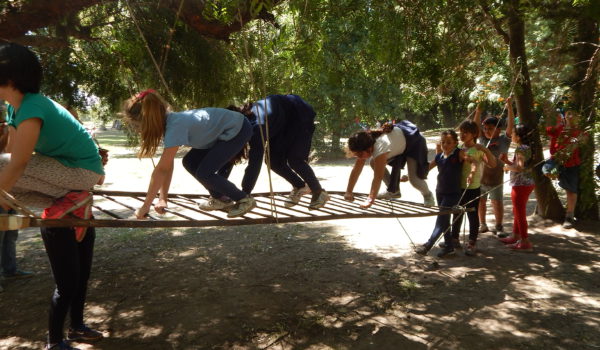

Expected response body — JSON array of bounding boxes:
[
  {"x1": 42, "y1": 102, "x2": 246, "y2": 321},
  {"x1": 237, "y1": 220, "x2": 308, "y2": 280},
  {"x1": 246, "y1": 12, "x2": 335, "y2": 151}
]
[{"x1": 0, "y1": 214, "x2": 31, "y2": 230}]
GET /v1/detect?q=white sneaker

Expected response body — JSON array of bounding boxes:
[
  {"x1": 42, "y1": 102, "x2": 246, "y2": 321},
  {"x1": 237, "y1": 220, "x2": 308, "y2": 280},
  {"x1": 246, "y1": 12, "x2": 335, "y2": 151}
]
[
  {"x1": 423, "y1": 193, "x2": 435, "y2": 206},
  {"x1": 284, "y1": 185, "x2": 311, "y2": 208},
  {"x1": 309, "y1": 190, "x2": 329, "y2": 210},
  {"x1": 377, "y1": 190, "x2": 401, "y2": 199},
  {"x1": 198, "y1": 197, "x2": 235, "y2": 211},
  {"x1": 227, "y1": 197, "x2": 256, "y2": 218}
]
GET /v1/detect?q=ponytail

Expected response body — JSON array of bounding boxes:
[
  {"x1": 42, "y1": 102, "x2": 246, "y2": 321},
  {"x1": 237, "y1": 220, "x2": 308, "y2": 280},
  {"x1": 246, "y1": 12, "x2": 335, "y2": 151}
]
[{"x1": 122, "y1": 90, "x2": 169, "y2": 158}]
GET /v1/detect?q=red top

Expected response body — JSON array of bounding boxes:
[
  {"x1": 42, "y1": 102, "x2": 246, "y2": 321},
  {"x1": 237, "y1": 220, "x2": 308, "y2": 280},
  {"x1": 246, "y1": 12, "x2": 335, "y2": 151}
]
[{"x1": 546, "y1": 123, "x2": 581, "y2": 167}]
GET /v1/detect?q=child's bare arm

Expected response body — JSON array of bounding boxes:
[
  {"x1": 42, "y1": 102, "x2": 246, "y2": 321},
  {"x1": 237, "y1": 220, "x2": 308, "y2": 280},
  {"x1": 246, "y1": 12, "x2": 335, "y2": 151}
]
[
  {"x1": 473, "y1": 143, "x2": 497, "y2": 168},
  {"x1": 505, "y1": 96, "x2": 514, "y2": 137},
  {"x1": 429, "y1": 158, "x2": 437, "y2": 171}
]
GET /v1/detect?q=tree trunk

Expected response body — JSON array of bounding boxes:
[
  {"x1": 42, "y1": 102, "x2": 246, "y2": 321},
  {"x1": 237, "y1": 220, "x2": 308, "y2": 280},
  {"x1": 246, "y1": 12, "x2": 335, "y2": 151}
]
[
  {"x1": 330, "y1": 96, "x2": 343, "y2": 154},
  {"x1": 570, "y1": 12, "x2": 599, "y2": 220},
  {"x1": 505, "y1": 1, "x2": 564, "y2": 220}
]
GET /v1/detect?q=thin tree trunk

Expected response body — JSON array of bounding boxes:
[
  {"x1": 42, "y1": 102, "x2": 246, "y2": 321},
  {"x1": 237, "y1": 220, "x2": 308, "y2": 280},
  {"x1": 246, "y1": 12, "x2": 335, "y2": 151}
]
[
  {"x1": 570, "y1": 12, "x2": 599, "y2": 220},
  {"x1": 330, "y1": 96, "x2": 343, "y2": 154},
  {"x1": 505, "y1": 0, "x2": 564, "y2": 220}
]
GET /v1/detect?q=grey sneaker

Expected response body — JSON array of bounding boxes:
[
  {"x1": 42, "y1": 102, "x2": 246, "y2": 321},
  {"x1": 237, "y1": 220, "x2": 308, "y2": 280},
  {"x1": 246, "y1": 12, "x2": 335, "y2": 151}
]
[
  {"x1": 562, "y1": 217, "x2": 575, "y2": 229},
  {"x1": 478, "y1": 224, "x2": 489, "y2": 234},
  {"x1": 415, "y1": 243, "x2": 432, "y2": 255},
  {"x1": 284, "y1": 185, "x2": 311, "y2": 208},
  {"x1": 423, "y1": 193, "x2": 435, "y2": 206},
  {"x1": 308, "y1": 190, "x2": 329, "y2": 210},
  {"x1": 198, "y1": 197, "x2": 235, "y2": 211},
  {"x1": 227, "y1": 197, "x2": 256, "y2": 218},
  {"x1": 377, "y1": 190, "x2": 401, "y2": 199},
  {"x1": 465, "y1": 241, "x2": 477, "y2": 256}
]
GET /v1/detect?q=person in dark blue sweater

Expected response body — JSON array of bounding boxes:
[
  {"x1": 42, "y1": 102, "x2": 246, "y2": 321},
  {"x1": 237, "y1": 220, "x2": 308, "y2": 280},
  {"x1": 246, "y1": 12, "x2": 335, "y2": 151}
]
[
  {"x1": 221, "y1": 95, "x2": 328, "y2": 210},
  {"x1": 415, "y1": 130, "x2": 465, "y2": 257}
]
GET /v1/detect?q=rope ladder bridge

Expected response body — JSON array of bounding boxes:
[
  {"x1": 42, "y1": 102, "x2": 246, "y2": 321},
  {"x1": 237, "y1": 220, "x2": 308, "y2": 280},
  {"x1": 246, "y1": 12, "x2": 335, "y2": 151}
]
[{"x1": 0, "y1": 190, "x2": 470, "y2": 231}]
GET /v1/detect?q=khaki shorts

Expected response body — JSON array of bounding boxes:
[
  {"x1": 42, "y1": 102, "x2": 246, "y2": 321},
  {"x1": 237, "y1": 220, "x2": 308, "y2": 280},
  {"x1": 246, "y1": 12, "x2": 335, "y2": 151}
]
[{"x1": 480, "y1": 183, "x2": 504, "y2": 201}]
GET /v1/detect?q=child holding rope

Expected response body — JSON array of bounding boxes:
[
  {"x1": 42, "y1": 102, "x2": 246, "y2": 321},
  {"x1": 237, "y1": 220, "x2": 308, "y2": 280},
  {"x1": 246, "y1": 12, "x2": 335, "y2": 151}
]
[
  {"x1": 415, "y1": 130, "x2": 465, "y2": 256},
  {"x1": 499, "y1": 124, "x2": 535, "y2": 251},
  {"x1": 447, "y1": 120, "x2": 496, "y2": 256},
  {"x1": 474, "y1": 98, "x2": 514, "y2": 237},
  {"x1": 226, "y1": 94, "x2": 329, "y2": 210},
  {"x1": 0, "y1": 43, "x2": 104, "y2": 350},
  {"x1": 543, "y1": 110, "x2": 585, "y2": 228},
  {"x1": 344, "y1": 121, "x2": 434, "y2": 209},
  {"x1": 122, "y1": 90, "x2": 255, "y2": 218}
]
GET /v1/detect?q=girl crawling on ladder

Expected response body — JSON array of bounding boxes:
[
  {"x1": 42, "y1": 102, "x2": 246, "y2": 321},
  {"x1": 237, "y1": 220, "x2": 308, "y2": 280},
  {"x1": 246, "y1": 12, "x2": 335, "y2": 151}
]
[{"x1": 122, "y1": 90, "x2": 255, "y2": 219}]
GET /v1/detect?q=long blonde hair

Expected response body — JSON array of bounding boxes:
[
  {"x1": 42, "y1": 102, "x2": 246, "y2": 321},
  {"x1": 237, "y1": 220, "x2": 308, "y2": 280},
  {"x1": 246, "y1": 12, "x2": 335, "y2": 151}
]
[{"x1": 122, "y1": 90, "x2": 169, "y2": 158}]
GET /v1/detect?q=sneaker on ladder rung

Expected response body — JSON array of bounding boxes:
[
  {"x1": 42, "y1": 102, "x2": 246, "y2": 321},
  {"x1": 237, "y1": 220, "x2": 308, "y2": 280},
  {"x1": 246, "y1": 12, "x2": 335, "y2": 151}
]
[{"x1": 42, "y1": 191, "x2": 92, "y2": 242}]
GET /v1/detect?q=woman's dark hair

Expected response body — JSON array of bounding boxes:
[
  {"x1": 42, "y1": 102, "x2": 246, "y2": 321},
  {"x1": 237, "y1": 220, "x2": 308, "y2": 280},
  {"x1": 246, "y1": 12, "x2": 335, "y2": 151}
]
[
  {"x1": 226, "y1": 104, "x2": 242, "y2": 113},
  {"x1": 347, "y1": 122, "x2": 394, "y2": 153},
  {"x1": 458, "y1": 120, "x2": 479, "y2": 138},
  {"x1": 0, "y1": 42, "x2": 42, "y2": 94},
  {"x1": 441, "y1": 129, "x2": 458, "y2": 143}
]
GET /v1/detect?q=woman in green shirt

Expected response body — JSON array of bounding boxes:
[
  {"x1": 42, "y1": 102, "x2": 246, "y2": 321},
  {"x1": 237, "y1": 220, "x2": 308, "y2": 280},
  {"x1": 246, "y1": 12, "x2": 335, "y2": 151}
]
[{"x1": 0, "y1": 43, "x2": 104, "y2": 350}]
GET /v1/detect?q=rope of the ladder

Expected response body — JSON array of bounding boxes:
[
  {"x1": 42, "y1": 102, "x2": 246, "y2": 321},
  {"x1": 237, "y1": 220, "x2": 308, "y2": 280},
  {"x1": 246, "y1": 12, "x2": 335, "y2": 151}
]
[
  {"x1": 483, "y1": 75, "x2": 519, "y2": 149},
  {"x1": 125, "y1": 0, "x2": 173, "y2": 101},
  {"x1": 238, "y1": 9, "x2": 279, "y2": 221},
  {"x1": 385, "y1": 200, "x2": 417, "y2": 249},
  {"x1": 160, "y1": 0, "x2": 186, "y2": 72},
  {"x1": 0, "y1": 189, "x2": 37, "y2": 218}
]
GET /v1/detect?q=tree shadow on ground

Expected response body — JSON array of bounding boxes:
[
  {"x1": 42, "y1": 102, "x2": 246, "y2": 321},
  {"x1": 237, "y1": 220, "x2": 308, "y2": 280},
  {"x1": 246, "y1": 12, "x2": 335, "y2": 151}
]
[{"x1": 1, "y1": 218, "x2": 599, "y2": 349}]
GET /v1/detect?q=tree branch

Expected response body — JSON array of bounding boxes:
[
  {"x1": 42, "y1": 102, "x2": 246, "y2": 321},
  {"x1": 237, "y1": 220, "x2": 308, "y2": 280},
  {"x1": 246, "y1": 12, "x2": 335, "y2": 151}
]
[{"x1": 478, "y1": 1, "x2": 510, "y2": 45}]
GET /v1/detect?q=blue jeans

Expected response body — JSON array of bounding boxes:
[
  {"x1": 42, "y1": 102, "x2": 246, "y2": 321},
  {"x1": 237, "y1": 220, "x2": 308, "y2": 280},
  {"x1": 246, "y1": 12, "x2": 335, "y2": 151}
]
[
  {"x1": 182, "y1": 118, "x2": 253, "y2": 201},
  {"x1": 426, "y1": 192, "x2": 461, "y2": 247},
  {"x1": 0, "y1": 208, "x2": 18, "y2": 276}
]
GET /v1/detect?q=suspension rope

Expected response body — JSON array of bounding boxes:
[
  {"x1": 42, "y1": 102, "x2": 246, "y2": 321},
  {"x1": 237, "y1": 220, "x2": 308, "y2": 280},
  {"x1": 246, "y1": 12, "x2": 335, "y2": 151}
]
[
  {"x1": 160, "y1": 0, "x2": 186, "y2": 72},
  {"x1": 125, "y1": 0, "x2": 173, "y2": 101},
  {"x1": 238, "y1": 8, "x2": 279, "y2": 221}
]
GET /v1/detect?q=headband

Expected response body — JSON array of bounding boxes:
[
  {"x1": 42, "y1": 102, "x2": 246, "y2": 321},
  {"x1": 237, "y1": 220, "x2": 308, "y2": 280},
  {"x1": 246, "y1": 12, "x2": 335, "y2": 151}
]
[{"x1": 136, "y1": 89, "x2": 156, "y2": 100}]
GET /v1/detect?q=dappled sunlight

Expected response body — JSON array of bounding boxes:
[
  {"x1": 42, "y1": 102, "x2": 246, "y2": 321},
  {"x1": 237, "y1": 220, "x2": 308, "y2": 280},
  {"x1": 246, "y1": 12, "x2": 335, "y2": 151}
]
[
  {"x1": 327, "y1": 292, "x2": 363, "y2": 306},
  {"x1": 573, "y1": 264, "x2": 598, "y2": 274},
  {"x1": 0, "y1": 337, "x2": 43, "y2": 350},
  {"x1": 119, "y1": 324, "x2": 164, "y2": 338},
  {"x1": 331, "y1": 218, "x2": 416, "y2": 258},
  {"x1": 118, "y1": 309, "x2": 145, "y2": 320}
]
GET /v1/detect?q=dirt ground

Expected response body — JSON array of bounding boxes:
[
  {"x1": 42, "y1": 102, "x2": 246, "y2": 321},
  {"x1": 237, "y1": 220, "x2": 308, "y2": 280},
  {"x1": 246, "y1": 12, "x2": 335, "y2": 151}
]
[{"x1": 1, "y1": 130, "x2": 599, "y2": 350}]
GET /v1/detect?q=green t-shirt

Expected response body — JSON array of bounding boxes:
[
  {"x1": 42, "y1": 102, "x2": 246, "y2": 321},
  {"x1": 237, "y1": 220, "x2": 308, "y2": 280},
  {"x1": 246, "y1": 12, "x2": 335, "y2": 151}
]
[
  {"x1": 460, "y1": 145, "x2": 485, "y2": 189},
  {"x1": 6, "y1": 93, "x2": 104, "y2": 175}
]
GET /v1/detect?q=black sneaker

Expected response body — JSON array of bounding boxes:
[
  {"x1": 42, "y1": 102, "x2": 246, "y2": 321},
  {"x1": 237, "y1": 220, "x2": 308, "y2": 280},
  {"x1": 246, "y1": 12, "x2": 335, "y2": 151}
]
[
  {"x1": 415, "y1": 244, "x2": 432, "y2": 255},
  {"x1": 67, "y1": 325, "x2": 103, "y2": 342},
  {"x1": 438, "y1": 239, "x2": 461, "y2": 249},
  {"x1": 490, "y1": 224, "x2": 504, "y2": 235},
  {"x1": 437, "y1": 247, "x2": 456, "y2": 258},
  {"x1": 497, "y1": 231, "x2": 510, "y2": 238},
  {"x1": 3, "y1": 269, "x2": 33, "y2": 279},
  {"x1": 46, "y1": 341, "x2": 80, "y2": 350}
]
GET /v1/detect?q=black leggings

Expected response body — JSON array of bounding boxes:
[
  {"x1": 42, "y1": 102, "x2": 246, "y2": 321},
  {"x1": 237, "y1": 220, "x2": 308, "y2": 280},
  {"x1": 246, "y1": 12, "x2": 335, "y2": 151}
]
[
  {"x1": 42, "y1": 226, "x2": 95, "y2": 344},
  {"x1": 450, "y1": 188, "x2": 481, "y2": 243}
]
